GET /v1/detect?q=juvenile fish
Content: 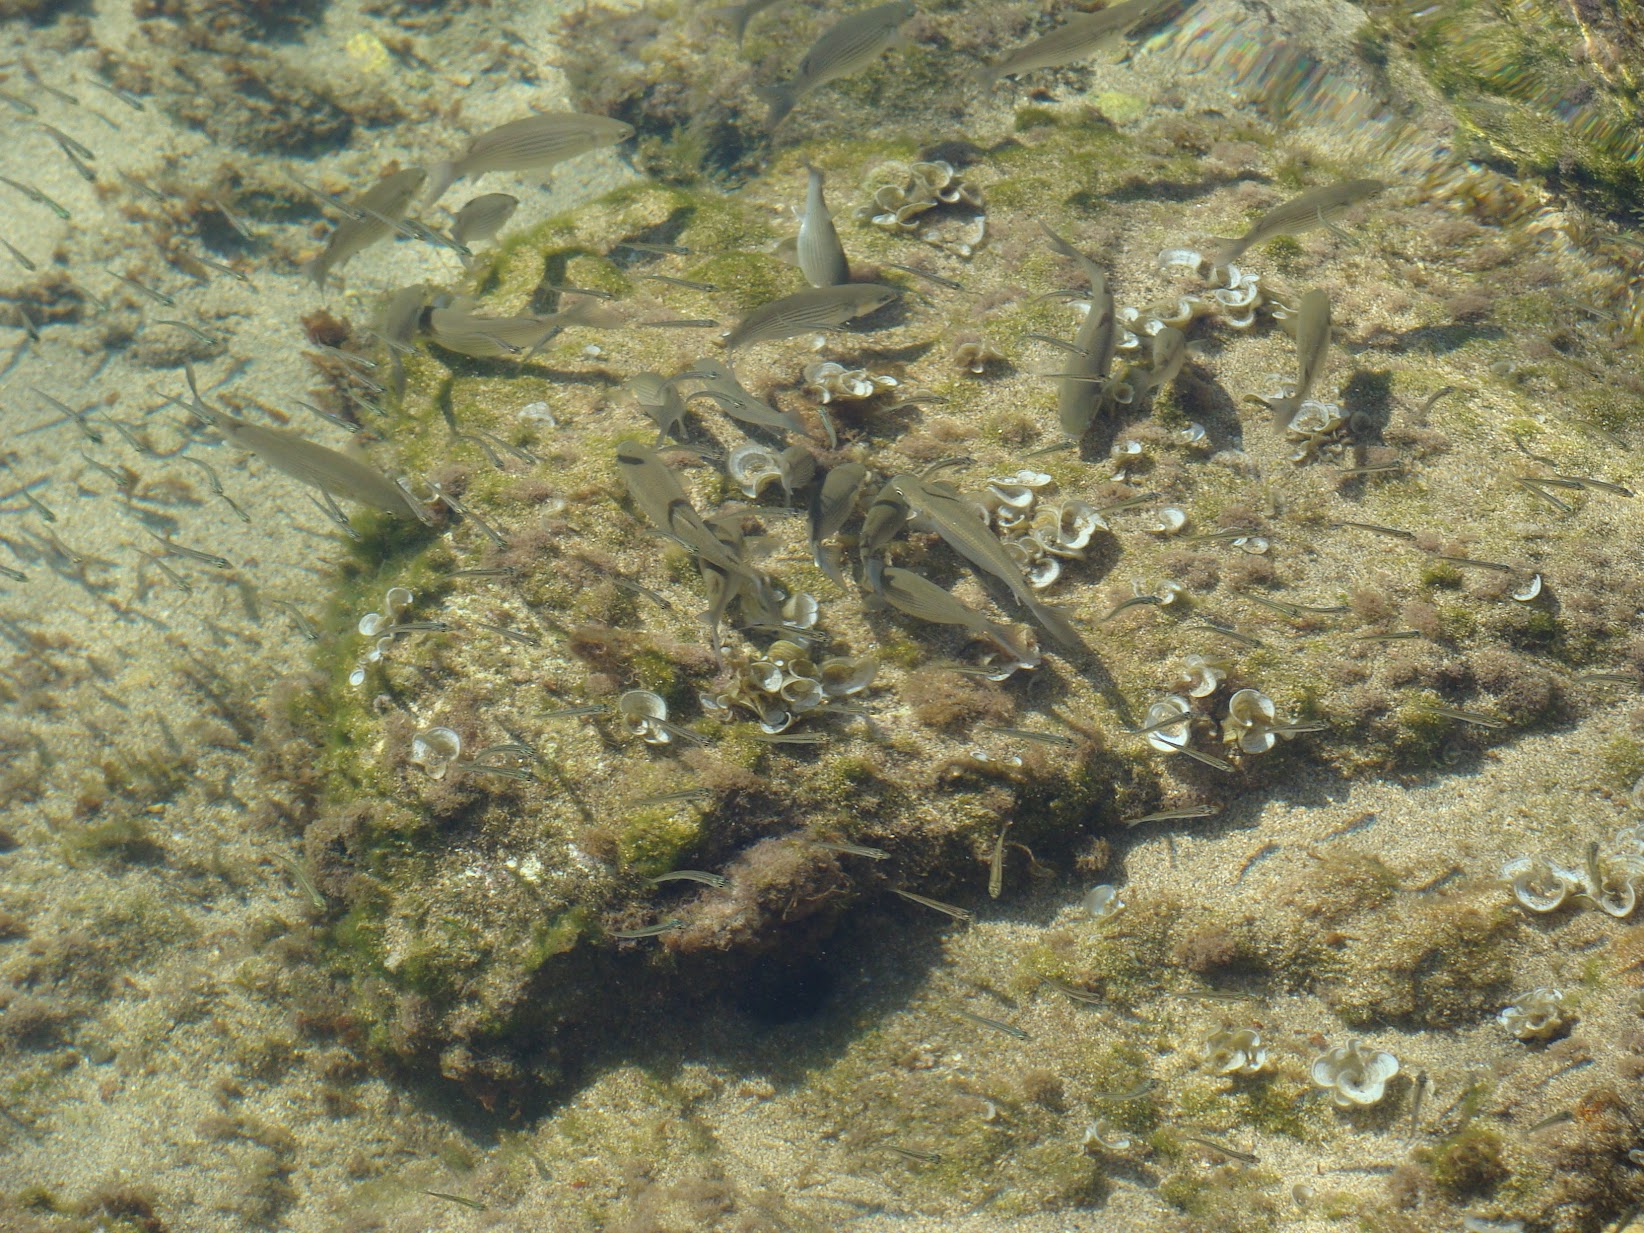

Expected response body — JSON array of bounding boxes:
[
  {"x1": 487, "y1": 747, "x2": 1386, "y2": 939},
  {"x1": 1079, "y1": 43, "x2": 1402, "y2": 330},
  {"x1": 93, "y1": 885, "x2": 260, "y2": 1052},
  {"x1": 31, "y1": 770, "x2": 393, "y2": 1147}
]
[
  {"x1": 180, "y1": 364, "x2": 425, "y2": 521},
  {"x1": 650, "y1": 870, "x2": 730, "y2": 889},
  {"x1": 450, "y1": 192, "x2": 519, "y2": 251},
  {"x1": 889, "y1": 474, "x2": 1082, "y2": 649},
  {"x1": 426, "y1": 299, "x2": 614, "y2": 360},
  {"x1": 426, "y1": 112, "x2": 634, "y2": 204},
  {"x1": 882, "y1": 262, "x2": 963, "y2": 290},
  {"x1": 1262, "y1": 288, "x2": 1331, "y2": 429},
  {"x1": 1124, "y1": 804, "x2": 1220, "y2": 826},
  {"x1": 891, "y1": 888, "x2": 972, "y2": 922},
  {"x1": 813, "y1": 838, "x2": 889, "y2": 860},
  {"x1": 725, "y1": 283, "x2": 900, "y2": 349},
  {"x1": 1211, "y1": 178, "x2": 1386, "y2": 268},
  {"x1": 1139, "y1": 324, "x2": 1187, "y2": 396},
  {"x1": 0, "y1": 174, "x2": 69, "y2": 220},
  {"x1": 716, "y1": 0, "x2": 793, "y2": 41},
  {"x1": 878, "y1": 565, "x2": 1032, "y2": 661},
  {"x1": 675, "y1": 359, "x2": 805, "y2": 435},
  {"x1": 306, "y1": 167, "x2": 427, "y2": 289},
  {"x1": 1041, "y1": 225, "x2": 1115, "y2": 436},
  {"x1": 1, "y1": 236, "x2": 36, "y2": 271},
  {"x1": 954, "y1": 1007, "x2": 1030, "y2": 1040},
  {"x1": 611, "y1": 919, "x2": 685, "y2": 940},
  {"x1": 759, "y1": 1, "x2": 915, "y2": 129},
  {"x1": 977, "y1": 0, "x2": 1189, "y2": 83},
  {"x1": 797, "y1": 163, "x2": 849, "y2": 287},
  {"x1": 984, "y1": 726, "x2": 1078, "y2": 747}
]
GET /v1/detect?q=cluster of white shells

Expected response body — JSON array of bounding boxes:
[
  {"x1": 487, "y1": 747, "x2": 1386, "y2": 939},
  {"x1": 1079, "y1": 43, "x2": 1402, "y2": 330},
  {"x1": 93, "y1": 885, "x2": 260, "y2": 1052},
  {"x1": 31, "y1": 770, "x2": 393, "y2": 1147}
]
[
  {"x1": 858, "y1": 160, "x2": 986, "y2": 255},
  {"x1": 1201, "y1": 1024, "x2": 1269, "y2": 1075},
  {"x1": 1310, "y1": 1039, "x2": 1399, "y2": 1107},
  {"x1": 1152, "y1": 250, "x2": 1268, "y2": 329},
  {"x1": 977, "y1": 469, "x2": 1107, "y2": 591},
  {"x1": 1144, "y1": 679, "x2": 1292, "y2": 758},
  {"x1": 1498, "y1": 987, "x2": 1571, "y2": 1041},
  {"x1": 802, "y1": 360, "x2": 899, "y2": 403},
  {"x1": 701, "y1": 640, "x2": 876, "y2": 735},
  {"x1": 1501, "y1": 824, "x2": 1644, "y2": 918},
  {"x1": 349, "y1": 586, "x2": 415, "y2": 687}
]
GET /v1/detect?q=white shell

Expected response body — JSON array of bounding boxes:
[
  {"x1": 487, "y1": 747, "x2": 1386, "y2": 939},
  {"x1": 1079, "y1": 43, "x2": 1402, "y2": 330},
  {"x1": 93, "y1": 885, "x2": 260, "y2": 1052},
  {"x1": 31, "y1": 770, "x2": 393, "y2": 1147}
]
[
  {"x1": 1226, "y1": 688, "x2": 1277, "y2": 754},
  {"x1": 1082, "y1": 884, "x2": 1125, "y2": 920},
  {"x1": 782, "y1": 591, "x2": 819, "y2": 629},
  {"x1": 1233, "y1": 536, "x2": 1270, "y2": 555},
  {"x1": 1288, "y1": 400, "x2": 1344, "y2": 437},
  {"x1": 1498, "y1": 987, "x2": 1568, "y2": 1041},
  {"x1": 1511, "y1": 574, "x2": 1543, "y2": 602},
  {"x1": 1311, "y1": 1040, "x2": 1399, "y2": 1107},
  {"x1": 410, "y1": 726, "x2": 463, "y2": 779},
  {"x1": 1177, "y1": 654, "x2": 1226, "y2": 699},
  {"x1": 1027, "y1": 557, "x2": 1062, "y2": 589},
  {"x1": 1179, "y1": 422, "x2": 1208, "y2": 447},
  {"x1": 1152, "y1": 506, "x2": 1188, "y2": 535},
  {"x1": 618, "y1": 690, "x2": 672, "y2": 745},
  {"x1": 1501, "y1": 856, "x2": 1576, "y2": 913},
  {"x1": 820, "y1": 656, "x2": 876, "y2": 697},
  {"x1": 1144, "y1": 695, "x2": 1193, "y2": 752},
  {"x1": 383, "y1": 586, "x2": 413, "y2": 617},
  {"x1": 727, "y1": 443, "x2": 784, "y2": 498},
  {"x1": 1202, "y1": 1025, "x2": 1268, "y2": 1075},
  {"x1": 358, "y1": 611, "x2": 388, "y2": 637},
  {"x1": 1157, "y1": 248, "x2": 1205, "y2": 275}
]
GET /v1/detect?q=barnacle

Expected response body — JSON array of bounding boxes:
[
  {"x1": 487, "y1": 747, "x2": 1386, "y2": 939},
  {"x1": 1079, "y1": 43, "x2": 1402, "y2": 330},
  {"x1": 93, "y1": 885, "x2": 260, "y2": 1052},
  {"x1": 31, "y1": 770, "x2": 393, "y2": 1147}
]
[
  {"x1": 1223, "y1": 688, "x2": 1278, "y2": 754},
  {"x1": 704, "y1": 642, "x2": 876, "y2": 734},
  {"x1": 410, "y1": 726, "x2": 463, "y2": 780},
  {"x1": 1201, "y1": 1025, "x2": 1269, "y2": 1075},
  {"x1": 802, "y1": 360, "x2": 898, "y2": 403},
  {"x1": 1577, "y1": 841, "x2": 1644, "y2": 918},
  {"x1": 350, "y1": 586, "x2": 416, "y2": 685},
  {"x1": 618, "y1": 689, "x2": 673, "y2": 745},
  {"x1": 860, "y1": 159, "x2": 983, "y2": 237},
  {"x1": 951, "y1": 337, "x2": 1003, "y2": 373},
  {"x1": 1497, "y1": 987, "x2": 1570, "y2": 1040},
  {"x1": 727, "y1": 443, "x2": 785, "y2": 498},
  {"x1": 1175, "y1": 654, "x2": 1227, "y2": 699},
  {"x1": 1082, "y1": 883, "x2": 1125, "y2": 920},
  {"x1": 1310, "y1": 1039, "x2": 1399, "y2": 1107},
  {"x1": 1501, "y1": 855, "x2": 1579, "y2": 913},
  {"x1": 1144, "y1": 694, "x2": 1194, "y2": 753},
  {"x1": 1151, "y1": 506, "x2": 1187, "y2": 536}
]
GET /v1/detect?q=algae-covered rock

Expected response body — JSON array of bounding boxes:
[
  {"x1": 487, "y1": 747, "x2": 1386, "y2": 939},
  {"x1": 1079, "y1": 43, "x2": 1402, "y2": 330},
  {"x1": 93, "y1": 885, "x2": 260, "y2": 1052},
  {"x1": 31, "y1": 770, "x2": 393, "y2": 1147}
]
[{"x1": 256, "y1": 20, "x2": 1644, "y2": 1232}]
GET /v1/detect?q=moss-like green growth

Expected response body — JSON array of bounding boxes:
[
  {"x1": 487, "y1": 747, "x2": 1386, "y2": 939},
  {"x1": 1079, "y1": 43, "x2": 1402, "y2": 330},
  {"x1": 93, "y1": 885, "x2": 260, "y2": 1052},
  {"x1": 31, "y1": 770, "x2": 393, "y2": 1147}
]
[
  {"x1": 1424, "y1": 1124, "x2": 1508, "y2": 1196},
  {"x1": 59, "y1": 815, "x2": 164, "y2": 866}
]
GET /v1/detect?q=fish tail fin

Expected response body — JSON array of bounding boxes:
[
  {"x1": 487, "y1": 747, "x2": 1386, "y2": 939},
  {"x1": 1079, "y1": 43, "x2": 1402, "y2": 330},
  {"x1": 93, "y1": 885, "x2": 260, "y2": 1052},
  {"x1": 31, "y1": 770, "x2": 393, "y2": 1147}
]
[
  {"x1": 423, "y1": 160, "x2": 457, "y2": 207},
  {"x1": 1029, "y1": 599, "x2": 1084, "y2": 653},
  {"x1": 756, "y1": 85, "x2": 796, "y2": 130},
  {"x1": 1251, "y1": 392, "x2": 1298, "y2": 430},
  {"x1": 303, "y1": 253, "x2": 330, "y2": 290},
  {"x1": 1207, "y1": 237, "x2": 1240, "y2": 270}
]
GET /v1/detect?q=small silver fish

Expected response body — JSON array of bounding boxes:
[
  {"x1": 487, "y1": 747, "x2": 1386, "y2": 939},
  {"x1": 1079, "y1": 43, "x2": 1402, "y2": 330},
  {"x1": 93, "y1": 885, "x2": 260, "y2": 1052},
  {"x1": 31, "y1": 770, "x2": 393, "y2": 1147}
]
[
  {"x1": 306, "y1": 167, "x2": 428, "y2": 289},
  {"x1": 1210, "y1": 178, "x2": 1386, "y2": 268},
  {"x1": 1041, "y1": 225, "x2": 1115, "y2": 437},
  {"x1": 426, "y1": 112, "x2": 633, "y2": 204},
  {"x1": 889, "y1": 474, "x2": 1081, "y2": 648},
  {"x1": 977, "y1": 0, "x2": 1190, "y2": 83},
  {"x1": 675, "y1": 359, "x2": 805, "y2": 435},
  {"x1": 1141, "y1": 324, "x2": 1186, "y2": 395},
  {"x1": 759, "y1": 1, "x2": 915, "y2": 129},
  {"x1": 1261, "y1": 288, "x2": 1331, "y2": 428},
  {"x1": 797, "y1": 163, "x2": 849, "y2": 287},
  {"x1": 450, "y1": 193, "x2": 519, "y2": 251},
  {"x1": 180, "y1": 364, "x2": 425, "y2": 521},
  {"x1": 878, "y1": 565, "x2": 1033, "y2": 662},
  {"x1": 426, "y1": 299, "x2": 615, "y2": 360},
  {"x1": 715, "y1": 0, "x2": 793, "y2": 41},
  {"x1": 725, "y1": 283, "x2": 899, "y2": 349}
]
